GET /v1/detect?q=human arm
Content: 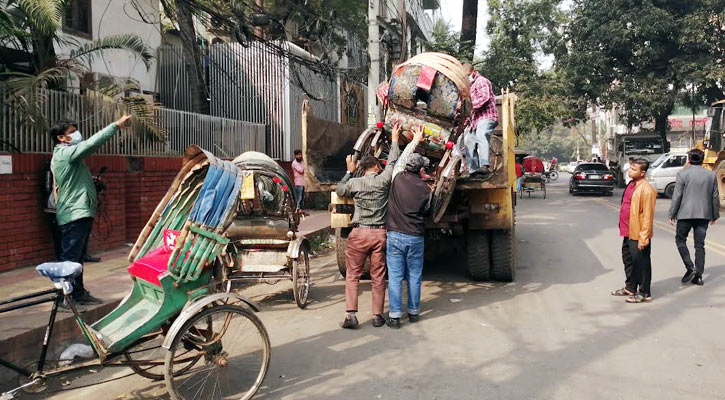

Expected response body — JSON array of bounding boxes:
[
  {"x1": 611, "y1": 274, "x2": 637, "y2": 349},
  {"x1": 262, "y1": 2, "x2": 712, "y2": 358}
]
[
  {"x1": 668, "y1": 171, "x2": 685, "y2": 224},
  {"x1": 292, "y1": 160, "x2": 304, "y2": 174},
  {"x1": 66, "y1": 115, "x2": 131, "y2": 162},
  {"x1": 393, "y1": 127, "x2": 424, "y2": 179},
  {"x1": 378, "y1": 124, "x2": 402, "y2": 182},
  {"x1": 639, "y1": 188, "x2": 656, "y2": 248},
  {"x1": 335, "y1": 155, "x2": 357, "y2": 197},
  {"x1": 712, "y1": 173, "x2": 720, "y2": 223}
]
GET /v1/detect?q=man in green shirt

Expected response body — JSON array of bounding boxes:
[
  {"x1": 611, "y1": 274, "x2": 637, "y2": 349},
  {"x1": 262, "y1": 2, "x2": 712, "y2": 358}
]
[{"x1": 50, "y1": 115, "x2": 132, "y2": 307}]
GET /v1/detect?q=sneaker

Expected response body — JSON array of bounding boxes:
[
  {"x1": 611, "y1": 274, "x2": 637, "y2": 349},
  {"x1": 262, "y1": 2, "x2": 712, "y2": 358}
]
[
  {"x1": 691, "y1": 274, "x2": 704, "y2": 286},
  {"x1": 681, "y1": 269, "x2": 695, "y2": 283},
  {"x1": 76, "y1": 291, "x2": 103, "y2": 305},
  {"x1": 340, "y1": 315, "x2": 359, "y2": 329}
]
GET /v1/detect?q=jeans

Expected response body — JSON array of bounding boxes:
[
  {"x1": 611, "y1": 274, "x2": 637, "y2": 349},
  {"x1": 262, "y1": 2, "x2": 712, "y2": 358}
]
[
  {"x1": 628, "y1": 239, "x2": 652, "y2": 296},
  {"x1": 464, "y1": 119, "x2": 498, "y2": 172},
  {"x1": 675, "y1": 219, "x2": 709, "y2": 275},
  {"x1": 516, "y1": 177, "x2": 524, "y2": 192},
  {"x1": 386, "y1": 231, "x2": 425, "y2": 318},
  {"x1": 294, "y1": 186, "x2": 305, "y2": 210},
  {"x1": 59, "y1": 217, "x2": 93, "y2": 299}
]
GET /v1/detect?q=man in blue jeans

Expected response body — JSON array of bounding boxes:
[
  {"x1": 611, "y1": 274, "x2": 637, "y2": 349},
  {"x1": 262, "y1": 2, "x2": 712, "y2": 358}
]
[
  {"x1": 463, "y1": 63, "x2": 498, "y2": 178},
  {"x1": 385, "y1": 128, "x2": 431, "y2": 329}
]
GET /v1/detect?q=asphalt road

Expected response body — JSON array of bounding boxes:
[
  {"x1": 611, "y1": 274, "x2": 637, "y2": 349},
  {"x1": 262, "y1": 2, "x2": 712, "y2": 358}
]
[{"x1": 25, "y1": 173, "x2": 725, "y2": 399}]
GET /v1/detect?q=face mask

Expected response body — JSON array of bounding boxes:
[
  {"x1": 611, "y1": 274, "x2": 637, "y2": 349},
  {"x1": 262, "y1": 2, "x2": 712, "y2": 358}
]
[
  {"x1": 468, "y1": 75, "x2": 474, "y2": 83},
  {"x1": 68, "y1": 131, "x2": 82, "y2": 145}
]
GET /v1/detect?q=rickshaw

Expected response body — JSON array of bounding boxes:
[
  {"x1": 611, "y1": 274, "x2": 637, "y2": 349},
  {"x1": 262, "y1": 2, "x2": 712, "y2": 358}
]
[
  {"x1": 520, "y1": 156, "x2": 547, "y2": 199},
  {"x1": 0, "y1": 145, "x2": 314, "y2": 400}
]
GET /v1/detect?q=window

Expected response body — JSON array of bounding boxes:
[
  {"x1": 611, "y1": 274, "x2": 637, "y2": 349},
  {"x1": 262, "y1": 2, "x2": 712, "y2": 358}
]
[
  {"x1": 64, "y1": 0, "x2": 92, "y2": 38},
  {"x1": 663, "y1": 156, "x2": 686, "y2": 168},
  {"x1": 576, "y1": 163, "x2": 609, "y2": 172}
]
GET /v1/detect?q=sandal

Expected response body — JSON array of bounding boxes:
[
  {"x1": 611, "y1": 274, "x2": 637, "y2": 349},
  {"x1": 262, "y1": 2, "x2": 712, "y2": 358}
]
[
  {"x1": 611, "y1": 288, "x2": 635, "y2": 296},
  {"x1": 626, "y1": 294, "x2": 653, "y2": 303}
]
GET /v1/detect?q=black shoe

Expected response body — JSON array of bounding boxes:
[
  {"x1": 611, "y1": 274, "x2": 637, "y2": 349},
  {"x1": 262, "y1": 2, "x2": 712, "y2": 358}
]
[
  {"x1": 387, "y1": 317, "x2": 400, "y2": 329},
  {"x1": 691, "y1": 274, "x2": 704, "y2": 286},
  {"x1": 83, "y1": 254, "x2": 101, "y2": 263},
  {"x1": 341, "y1": 315, "x2": 359, "y2": 329},
  {"x1": 58, "y1": 300, "x2": 87, "y2": 313},
  {"x1": 681, "y1": 269, "x2": 695, "y2": 283},
  {"x1": 76, "y1": 291, "x2": 103, "y2": 305},
  {"x1": 408, "y1": 313, "x2": 419, "y2": 323},
  {"x1": 372, "y1": 315, "x2": 386, "y2": 328}
]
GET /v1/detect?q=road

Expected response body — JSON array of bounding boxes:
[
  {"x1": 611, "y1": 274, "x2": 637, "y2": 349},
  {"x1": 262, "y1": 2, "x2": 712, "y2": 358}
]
[{"x1": 27, "y1": 173, "x2": 725, "y2": 399}]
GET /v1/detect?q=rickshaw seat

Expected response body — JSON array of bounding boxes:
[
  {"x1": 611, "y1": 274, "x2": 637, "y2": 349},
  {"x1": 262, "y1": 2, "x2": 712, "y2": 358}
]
[{"x1": 127, "y1": 230, "x2": 180, "y2": 287}]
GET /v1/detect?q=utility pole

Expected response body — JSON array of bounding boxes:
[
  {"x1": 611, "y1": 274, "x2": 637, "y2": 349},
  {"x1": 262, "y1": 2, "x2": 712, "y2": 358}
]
[
  {"x1": 460, "y1": 0, "x2": 478, "y2": 62},
  {"x1": 398, "y1": 0, "x2": 407, "y2": 63},
  {"x1": 367, "y1": 0, "x2": 381, "y2": 127}
]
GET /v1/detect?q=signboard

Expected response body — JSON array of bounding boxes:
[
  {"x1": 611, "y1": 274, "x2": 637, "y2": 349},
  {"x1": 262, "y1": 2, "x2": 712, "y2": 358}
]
[{"x1": 0, "y1": 155, "x2": 11, "y2": 174}]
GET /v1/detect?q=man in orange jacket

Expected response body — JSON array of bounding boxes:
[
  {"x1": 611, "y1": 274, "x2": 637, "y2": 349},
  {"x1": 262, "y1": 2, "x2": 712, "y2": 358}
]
[{"x1": 611, "y1": 158, "x2": 657, "y2": 303}]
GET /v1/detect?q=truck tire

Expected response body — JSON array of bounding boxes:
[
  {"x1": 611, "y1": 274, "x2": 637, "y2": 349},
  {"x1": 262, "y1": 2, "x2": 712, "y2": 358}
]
[
  {"x1": 335, "y1": 228, "x2": 370, "y2": 279},
  {"x1": 664, "y1": 183, "x2": 675, "y2": 199},
  {"x1": 715, "y1": 160, "x2": 725, "y2": 210},
  {"x1": 466, "y1": 229, "x2": 491, "y2": 281},
  {"x1": 491, "y1": 229, "x2": 515, "y2": 282}
]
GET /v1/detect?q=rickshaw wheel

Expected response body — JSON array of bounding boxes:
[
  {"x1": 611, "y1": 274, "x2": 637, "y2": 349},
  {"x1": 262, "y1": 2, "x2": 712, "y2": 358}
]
[
  {"x1": 164, "y1": 305, "x2": 270, "y2": 400},
  {"x1": 432, "y1": 155, "x2": 461, "y2": 223},
  {"x1": 293, "y1": 246, "x2": 311, "y2": 309},
  {"x1": 124, "y1": 332, "x2": 201, "y2": 381}
]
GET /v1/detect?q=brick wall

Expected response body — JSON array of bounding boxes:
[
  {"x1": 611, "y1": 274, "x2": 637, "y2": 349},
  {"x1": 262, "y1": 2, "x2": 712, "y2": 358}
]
[{"x1": 0, "y1": 154, "x2": 180, "y2": 272}]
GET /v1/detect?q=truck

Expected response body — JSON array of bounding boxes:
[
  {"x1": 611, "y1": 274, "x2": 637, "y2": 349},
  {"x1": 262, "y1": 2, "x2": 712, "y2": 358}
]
[
  {"x1": 608, "y1": 133, "x2": 670, "y2": 187},
  {"x1": 302, "y1": 53, "x2": 517, "y2": 282}
]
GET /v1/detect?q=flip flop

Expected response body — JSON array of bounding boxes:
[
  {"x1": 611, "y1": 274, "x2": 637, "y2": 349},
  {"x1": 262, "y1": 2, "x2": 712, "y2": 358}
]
[
  {"x1": 626, "y1": 295, "x2": 653, "y2": 303},
  {"x1": 611, "y1": 288, "x2": 635, "y2": 296}
]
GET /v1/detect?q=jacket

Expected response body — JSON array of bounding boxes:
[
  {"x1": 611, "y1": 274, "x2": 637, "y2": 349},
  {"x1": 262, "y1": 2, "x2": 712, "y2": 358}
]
[
  {"x1": 51, "y1": 123, "x2": 119, "y2": 225},
  {"x1": 668, "y1": 165, "x2": 720, "y2": 221},
  {"x1": 628, "y1": 179, "x2": 657, "y2": 246}
]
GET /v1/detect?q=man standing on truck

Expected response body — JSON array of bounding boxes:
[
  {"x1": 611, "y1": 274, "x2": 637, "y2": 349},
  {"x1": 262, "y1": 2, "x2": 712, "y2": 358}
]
[
  {"x1": 336, "y1": 125, "x2": 402, "y2": 329},
  {"x1": 51, "y1": 115, "x2": 132, "y2": 310},
  {"x1": 462, "y1": 63, "x2": 498, "y2": 178},
  {"x1": 668, "y1": 149, "x2": 719, "y2": 286},
  {"x1": 385, "y1": 129, "x2": 430, "y2": 329}
]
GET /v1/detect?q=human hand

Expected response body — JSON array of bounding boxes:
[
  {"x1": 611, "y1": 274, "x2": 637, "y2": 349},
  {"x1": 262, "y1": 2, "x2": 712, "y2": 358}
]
[
  {"x1": 412, "y1": 126, "x2": 424, "y2": 142},
  {"x1": 115, "y1": 114, "x2": 132, "y2": 129},
  {"x1": 669, "y1": 218, "x2": 675, "y2": 226},
  {"x1": 711, "y1": 219, "x2": 718, "y2": 225},
  {"x1": 345, "y1": 155, "x2": 358, "y2": 173},
  {"x1": 391, "y1": 123, "x2": 401, "y2": 143},
  {"x1": 638, "y1": 242, "x2": 646, "y2": 251}
]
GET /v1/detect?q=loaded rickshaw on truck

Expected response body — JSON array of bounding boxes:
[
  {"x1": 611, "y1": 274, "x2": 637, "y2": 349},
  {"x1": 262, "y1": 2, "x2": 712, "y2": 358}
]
[{"x1": 302, "y1": 53, "x2": 517, "y2": 282}]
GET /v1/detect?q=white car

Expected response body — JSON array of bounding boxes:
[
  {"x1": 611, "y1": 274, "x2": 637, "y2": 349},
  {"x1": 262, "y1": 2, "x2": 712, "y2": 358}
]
[
  {"x1": 645, "y1": 152, "x2": 688, "y2": 198},
  {"x1": 564, "y1": 162, "x2": 579, "y2": 173}
]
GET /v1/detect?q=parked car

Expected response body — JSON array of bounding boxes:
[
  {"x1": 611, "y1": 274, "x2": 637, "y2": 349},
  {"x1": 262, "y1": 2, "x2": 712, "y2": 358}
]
[
  {"x1": 646, "y1": 152, "x2": 688, "y2": 198},
  {"x1": 569, "y1": 162, "x2": 615, "y2": 196}
]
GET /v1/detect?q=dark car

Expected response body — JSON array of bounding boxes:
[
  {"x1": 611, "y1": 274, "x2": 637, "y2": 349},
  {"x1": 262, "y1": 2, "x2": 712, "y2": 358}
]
[{"x1": 569, "y1": 163, "x2": 615, "y2": 196}]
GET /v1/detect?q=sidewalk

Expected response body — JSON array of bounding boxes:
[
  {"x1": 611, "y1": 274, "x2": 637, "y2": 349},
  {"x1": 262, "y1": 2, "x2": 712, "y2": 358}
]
[{"x1": 0, "y1": 211, "x2": 330, "y2": 384}]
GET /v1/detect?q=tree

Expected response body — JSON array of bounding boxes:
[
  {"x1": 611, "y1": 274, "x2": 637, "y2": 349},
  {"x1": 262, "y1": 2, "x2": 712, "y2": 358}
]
[
  {"x1": 424, "y1": 19, "x2": 473, "y2": 61},
  {"x1": 561, "y1": 0, "x2": 724, "y2": 138}
]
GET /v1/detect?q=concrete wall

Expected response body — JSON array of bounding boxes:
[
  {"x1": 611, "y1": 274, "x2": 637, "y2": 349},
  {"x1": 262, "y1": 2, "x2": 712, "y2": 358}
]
[{"x1": 56, "y1": 0, "x2": 162, "y2": 94}]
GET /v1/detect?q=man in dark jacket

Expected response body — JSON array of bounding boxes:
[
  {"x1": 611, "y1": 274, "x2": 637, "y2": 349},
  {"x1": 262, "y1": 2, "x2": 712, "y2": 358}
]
[
  {"x1": 385, "y1": 129, "x2": 431, "y2": 329},
  {"x1": 669, "y1": 149, "x2": 720, "y2": 285}
]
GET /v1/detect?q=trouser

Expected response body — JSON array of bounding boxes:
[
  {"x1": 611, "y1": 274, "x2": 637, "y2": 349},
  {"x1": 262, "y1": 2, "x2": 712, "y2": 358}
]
[
  {"x1": 45, "y1": 212, "x2": 62, "y2": 260},
  {"x1": 294, "y1": 186, "x2": 305, "y2": 209},
  {"x1": 621, "y1": 237, "x2": 636, "y2": 293},
  {"x1": 516, "y1": 177, "x2": 524, "y2": 192},
  {"x1": 386, "y1": 231, "x2": 424, "y2": 318},
  {"x1": 59, "y1": 217, "x2": 93, "y2": 299},
  {"x1": 626, "y1": 238, "x2": 652, "y2": 296},
  {"x1": 464, "y1": 119, "x2": 498, "y2": 172},
  {"x1": 344, "y1": 227, "x2": 387, "y2": 315},
  {"x1": 675, "y1": 219, "x2": 709, "y2": 275}
]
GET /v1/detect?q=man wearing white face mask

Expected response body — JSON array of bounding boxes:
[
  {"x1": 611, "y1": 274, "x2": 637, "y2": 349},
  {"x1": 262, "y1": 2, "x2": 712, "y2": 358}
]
[
  {"x1": 50, "y1": 115, "x2": 132, "y2": 309},
  {"x1": 462, "y1": 63, "x2": 498, "y2": 178}
]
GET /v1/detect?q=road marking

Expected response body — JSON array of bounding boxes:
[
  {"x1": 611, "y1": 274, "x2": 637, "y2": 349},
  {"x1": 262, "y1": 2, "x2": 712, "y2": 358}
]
[{"x1": 588, "y1": 197, "x2": 725, "y2": 257}]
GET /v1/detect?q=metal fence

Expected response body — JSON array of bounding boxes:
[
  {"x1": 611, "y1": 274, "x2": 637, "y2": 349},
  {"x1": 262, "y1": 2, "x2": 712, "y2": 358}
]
[{"x1": 0, "y1": 89, "x2": 265, "y2": 157}]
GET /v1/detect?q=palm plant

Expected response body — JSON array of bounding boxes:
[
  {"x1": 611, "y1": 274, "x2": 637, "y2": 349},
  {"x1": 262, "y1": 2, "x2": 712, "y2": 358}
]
[{"x1": 1, "y1": 0, "x2": 163, "y2": 138}]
